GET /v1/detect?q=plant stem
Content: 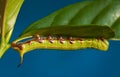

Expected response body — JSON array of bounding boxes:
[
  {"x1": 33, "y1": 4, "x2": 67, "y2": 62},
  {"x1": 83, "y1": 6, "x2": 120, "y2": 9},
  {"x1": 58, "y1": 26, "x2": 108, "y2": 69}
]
[{"x1": 0, "y1": 43, "x2": 10, "y2": 58}]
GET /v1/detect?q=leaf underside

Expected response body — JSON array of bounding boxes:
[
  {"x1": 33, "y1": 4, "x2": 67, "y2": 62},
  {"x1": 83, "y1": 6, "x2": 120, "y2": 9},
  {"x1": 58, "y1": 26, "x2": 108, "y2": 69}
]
[
  {"x1": 17, "y1": 0, "x2": 120, "y2": 42},
  {"x1": 0, "y1": 0, "x2": 24, "y2": 37},
  {"x1": 20, "y1": 25, "x2": 115, "y2": 39},
  {"x1": 0, "y1": 0, "x2": 24, "y2": 58}
]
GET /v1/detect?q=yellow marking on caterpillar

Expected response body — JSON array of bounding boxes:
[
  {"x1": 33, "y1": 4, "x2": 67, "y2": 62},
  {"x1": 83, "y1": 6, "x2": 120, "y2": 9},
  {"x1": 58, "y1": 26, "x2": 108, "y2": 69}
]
[{"x1": 11, "y1": 35, "x2": 109, "y2": 67}]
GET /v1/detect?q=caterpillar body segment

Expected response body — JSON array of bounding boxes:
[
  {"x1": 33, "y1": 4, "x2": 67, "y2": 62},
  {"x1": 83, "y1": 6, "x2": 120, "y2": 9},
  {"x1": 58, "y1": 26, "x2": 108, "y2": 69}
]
[
  {"x1": 11, "y1": 34, "x2": 109, "y2": 66},
  {"x1": 12, "y1": 35, "x2": 109, "y2": 52}
]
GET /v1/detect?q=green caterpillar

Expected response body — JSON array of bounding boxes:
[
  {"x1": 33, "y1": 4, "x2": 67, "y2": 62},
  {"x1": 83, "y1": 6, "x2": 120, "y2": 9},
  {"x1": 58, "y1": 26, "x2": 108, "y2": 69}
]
[
  {"x1": 12, "y1": 35, "x2": 109, "y2": 67},
  {"x1": 11, "y1": 25, "x2": 114, "y2": 66}
]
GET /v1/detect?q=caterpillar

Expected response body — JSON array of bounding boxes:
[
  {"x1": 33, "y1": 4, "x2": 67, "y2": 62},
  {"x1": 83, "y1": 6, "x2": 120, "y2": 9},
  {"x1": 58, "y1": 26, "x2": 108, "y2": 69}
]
[
  {"x1": 12, "y1": 34, "x2": 108, "y2": 51},
  {"x1": 12, "y1": 34, "x2": 109, "y2": 67},
  {"x1": 11, "y1": 25, "x2": 114, "y2": 67}
]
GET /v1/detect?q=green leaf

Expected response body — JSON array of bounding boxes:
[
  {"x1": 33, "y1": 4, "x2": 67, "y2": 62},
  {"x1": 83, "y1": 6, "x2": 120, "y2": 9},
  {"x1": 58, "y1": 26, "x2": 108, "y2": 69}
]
[
  {"x1": 0, "y1": 0, "x2": 24, "y2": 58},
  {"x1": 17, "y1": 25, "x2": 115, "y2": 40},
  {"x1": 16, "y1": 0, "x2": 120, "y2": 42}
]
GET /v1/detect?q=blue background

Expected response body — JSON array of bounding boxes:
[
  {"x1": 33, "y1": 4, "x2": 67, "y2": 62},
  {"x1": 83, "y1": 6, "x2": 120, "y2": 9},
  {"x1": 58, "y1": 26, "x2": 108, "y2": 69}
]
[{"x1": 0, "y1": 0, "x2": 120, "y2": 77}]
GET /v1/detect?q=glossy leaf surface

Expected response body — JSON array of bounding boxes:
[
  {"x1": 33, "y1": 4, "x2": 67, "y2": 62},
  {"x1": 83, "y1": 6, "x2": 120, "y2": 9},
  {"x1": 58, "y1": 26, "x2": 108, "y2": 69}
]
[
  {"x1": 19, "y1": 25, "x2": 115, "y2": 39},
  {"x1": 0, "y1": 0, "x2": 24, "y2": 58},
  {"x1": 17, "y1": 0, "x2": 120, "y2": 42}
]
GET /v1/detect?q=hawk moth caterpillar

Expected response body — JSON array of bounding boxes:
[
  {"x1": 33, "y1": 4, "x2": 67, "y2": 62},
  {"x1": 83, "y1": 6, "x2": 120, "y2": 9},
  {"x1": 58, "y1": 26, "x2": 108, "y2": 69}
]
[{"x1": 11, "y1": 25, "x2": 114, "y2": 67}]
